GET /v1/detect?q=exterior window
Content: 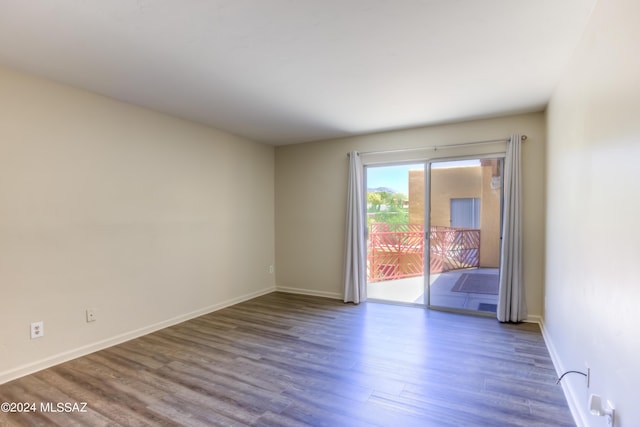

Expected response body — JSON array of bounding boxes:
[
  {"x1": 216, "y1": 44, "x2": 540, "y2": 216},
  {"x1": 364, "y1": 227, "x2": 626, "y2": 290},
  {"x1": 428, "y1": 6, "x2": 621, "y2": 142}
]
[{"x1": 450, "y1": 198, "x2": 480, "y2": 228}]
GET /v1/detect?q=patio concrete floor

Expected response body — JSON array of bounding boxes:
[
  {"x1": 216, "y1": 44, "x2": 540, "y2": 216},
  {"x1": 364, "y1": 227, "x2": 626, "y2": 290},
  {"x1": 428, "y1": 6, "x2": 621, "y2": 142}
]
[{"x1": 367, "y1": 268, "x2": 499, "y2": 313}]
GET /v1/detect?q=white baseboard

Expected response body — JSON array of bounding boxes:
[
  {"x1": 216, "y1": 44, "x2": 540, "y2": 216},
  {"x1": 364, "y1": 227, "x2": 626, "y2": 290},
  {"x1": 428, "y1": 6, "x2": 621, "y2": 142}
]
[
  {"x1": 538, "y1": 317, "x2": 588, "y2": 427},
  {"x1": 525, "y1": 314, "x2": 543, "y2": 324},
  {"x1": 0, "y1": 286, "x2": 276, "y2": 385},
  {"x1": 276, "y1": 286, "x2": 342, "y2": 300}
]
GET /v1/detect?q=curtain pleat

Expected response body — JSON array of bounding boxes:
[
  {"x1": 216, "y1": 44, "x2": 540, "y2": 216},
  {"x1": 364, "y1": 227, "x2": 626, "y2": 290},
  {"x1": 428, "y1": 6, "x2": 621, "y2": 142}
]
[
  {"x1": 343, "y1": 152, "x2": 367, "y2": 304},
  {"x1": 497, "y1": 134, "x2": 527, "y2": 322}
]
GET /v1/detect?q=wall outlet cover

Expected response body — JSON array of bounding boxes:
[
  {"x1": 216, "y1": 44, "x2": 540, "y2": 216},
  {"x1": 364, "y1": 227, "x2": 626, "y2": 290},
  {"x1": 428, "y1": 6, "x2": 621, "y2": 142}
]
[{"x1": 30, "y1": 321, "x2": 44, "y2": 339}]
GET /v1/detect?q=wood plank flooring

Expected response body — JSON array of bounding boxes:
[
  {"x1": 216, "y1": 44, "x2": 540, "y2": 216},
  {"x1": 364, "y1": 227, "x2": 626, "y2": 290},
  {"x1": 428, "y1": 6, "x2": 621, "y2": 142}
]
[{"x1": 0, "y1": 292, "x2": 574, "y2": 426}]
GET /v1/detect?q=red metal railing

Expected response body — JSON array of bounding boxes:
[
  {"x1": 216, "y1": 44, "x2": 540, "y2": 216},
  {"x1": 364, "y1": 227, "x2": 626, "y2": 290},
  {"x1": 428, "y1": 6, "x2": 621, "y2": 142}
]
[
  {"x1": 367, "y1": 223, "x2": 480, "y2": 282},
  {"x1": 367, "y1": 223, "x2": 424, "y2": 282}
]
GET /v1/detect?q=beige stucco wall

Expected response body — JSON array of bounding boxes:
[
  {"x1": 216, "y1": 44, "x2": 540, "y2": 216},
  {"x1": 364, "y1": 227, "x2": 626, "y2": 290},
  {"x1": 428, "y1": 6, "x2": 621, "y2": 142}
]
[
  {"x1": 408, "y1": 165, "x2": 500, "y2": 267},
  {"x1": 0, "y1": 67, "x2": 275, "y2": 382},
  {"x1": 408, "y1": 169, "x2": 425, "y2": 225},
  {"x1": 275, "y1": 112, "x2": 546, "y2": 320},
  {"x1": 478, "y1": 162, "x2": 501, "y2": 267},
  {"x1": 430, "y1": 167, "x2": 482, "y2": 227},
  {"x1": 410, "y1": 167, "x2": 482, "y2": 227}
]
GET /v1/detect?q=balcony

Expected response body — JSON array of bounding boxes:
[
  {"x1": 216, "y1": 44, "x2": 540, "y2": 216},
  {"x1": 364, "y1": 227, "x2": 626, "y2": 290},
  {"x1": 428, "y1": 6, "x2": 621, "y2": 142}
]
[
  {"x1": 367, "y1": 222, "x2": 481, "y2": 282},
  {"x1": 367, "y1": 223, "x2": 498, "y2": 312}
]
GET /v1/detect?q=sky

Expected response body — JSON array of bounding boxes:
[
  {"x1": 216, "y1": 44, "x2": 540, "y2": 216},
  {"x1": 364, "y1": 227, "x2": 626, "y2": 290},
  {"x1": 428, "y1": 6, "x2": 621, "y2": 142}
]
[
  {"x1": 366, "y1": 164, "x2": 421, "y2": 194},
  {"x1": 367, "y1": 160, "x2": 480, "y2": 194}
]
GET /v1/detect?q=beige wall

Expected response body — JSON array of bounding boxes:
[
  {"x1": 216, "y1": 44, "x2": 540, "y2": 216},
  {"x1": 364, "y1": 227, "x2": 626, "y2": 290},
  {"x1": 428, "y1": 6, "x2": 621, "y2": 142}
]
[
  {"x1": 275, "y1": 112, "x2": 546, "y2": 319},
  {"x1": 409, "y1": 165, "x2": 500, "y2": 267},
  {"x1": 408, "y1": 169, "x2": 424, "y2": 225},
  {"x1": 478, "y1": 162, "x2": 501, "y2": 267},
  {"x1": 429, "y1": 167, "x2": 482, "y2": 227},
  {"x1": 544, "y1": 0, "x2": 640, "y2": 424},
  {"x1": 0, "y1": 67, "x2": 275, "y2": 382}
]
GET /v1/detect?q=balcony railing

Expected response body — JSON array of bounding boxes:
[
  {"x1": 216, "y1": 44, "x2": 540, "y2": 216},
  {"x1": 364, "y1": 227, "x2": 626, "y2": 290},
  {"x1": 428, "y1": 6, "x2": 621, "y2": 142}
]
[{"x1": 367, "y1": 223, "x2": 480, "y2": 282}]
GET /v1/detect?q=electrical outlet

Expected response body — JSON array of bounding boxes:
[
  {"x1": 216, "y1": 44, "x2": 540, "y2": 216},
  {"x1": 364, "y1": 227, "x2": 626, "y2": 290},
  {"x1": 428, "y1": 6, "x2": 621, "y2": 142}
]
[
  {"x1": 269, "y1": 265, "x2": 274, "y2": 274},
  {"x1": 86, "y1": 308, "x2": 96, "y2": 323},
  {"x1": 30, "y1": 321, "x2": 44, "y2": 339}
]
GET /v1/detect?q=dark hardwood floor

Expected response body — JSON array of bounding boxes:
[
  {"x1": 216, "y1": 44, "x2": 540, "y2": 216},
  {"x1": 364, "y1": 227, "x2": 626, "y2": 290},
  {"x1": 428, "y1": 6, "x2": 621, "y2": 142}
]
[{"x1": 0, "y1": 292, "x2": 574, "y2": 426}]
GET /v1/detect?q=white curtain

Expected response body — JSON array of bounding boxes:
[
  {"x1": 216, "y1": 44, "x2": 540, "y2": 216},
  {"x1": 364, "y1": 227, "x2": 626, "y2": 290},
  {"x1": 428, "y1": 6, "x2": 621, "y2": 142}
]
[
  {"x1": 497, "y1": 134, "x2": 527, "y2": 322},
  {"x1": 343, "y1": 151, "x2": 367, "y2": 304}
]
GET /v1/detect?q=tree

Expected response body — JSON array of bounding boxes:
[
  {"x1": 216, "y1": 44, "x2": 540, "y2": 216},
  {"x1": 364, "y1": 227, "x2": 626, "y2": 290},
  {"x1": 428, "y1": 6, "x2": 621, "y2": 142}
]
[
  {"x1": 367, "y1": 191, "x2": 409, "y2": 226},
  {"x1": 367, "y1": 192, "x2": 384, "y2": 212}
]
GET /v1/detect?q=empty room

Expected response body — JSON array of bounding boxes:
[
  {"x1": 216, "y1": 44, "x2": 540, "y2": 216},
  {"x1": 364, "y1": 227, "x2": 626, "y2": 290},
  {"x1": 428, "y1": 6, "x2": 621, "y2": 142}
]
[{"x1": 1, "y1": 0, "x2": 638, "y2": 426}]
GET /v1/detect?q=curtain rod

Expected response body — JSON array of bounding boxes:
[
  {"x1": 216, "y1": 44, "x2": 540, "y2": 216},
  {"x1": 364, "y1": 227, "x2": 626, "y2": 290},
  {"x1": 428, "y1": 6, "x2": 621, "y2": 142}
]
[{"x1": 350, "y1": 134, "x2": 527, "y2": 157}]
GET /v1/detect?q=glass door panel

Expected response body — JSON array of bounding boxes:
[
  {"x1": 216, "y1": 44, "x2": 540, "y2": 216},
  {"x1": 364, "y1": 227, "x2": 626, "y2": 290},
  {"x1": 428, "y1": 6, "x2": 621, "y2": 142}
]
[
  {"x1": 365, "y1": 163, "x2": 426, "y2": 304},
  {"x1": 427, "y1": 158, "x2": 503, "y2": 314}
]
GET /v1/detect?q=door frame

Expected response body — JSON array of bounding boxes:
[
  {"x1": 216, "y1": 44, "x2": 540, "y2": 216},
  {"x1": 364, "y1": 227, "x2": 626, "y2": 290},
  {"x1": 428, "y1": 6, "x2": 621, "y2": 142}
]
[
  {"x1": 364, "y1": 161, "x2": 428, "y2": 306},
  {"x1": 425, "y1": 154, "x2": 506, "y2": 315},
  {"x1": 361, "y1": 151, "x2": 506, "y2": 314}
]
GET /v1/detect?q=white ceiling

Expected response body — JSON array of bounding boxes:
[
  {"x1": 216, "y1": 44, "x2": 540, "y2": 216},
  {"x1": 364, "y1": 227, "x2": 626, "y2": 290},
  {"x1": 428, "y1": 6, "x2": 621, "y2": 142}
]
[{"x1": 0, "y1": 0, "x2": 597, "y2": 145}]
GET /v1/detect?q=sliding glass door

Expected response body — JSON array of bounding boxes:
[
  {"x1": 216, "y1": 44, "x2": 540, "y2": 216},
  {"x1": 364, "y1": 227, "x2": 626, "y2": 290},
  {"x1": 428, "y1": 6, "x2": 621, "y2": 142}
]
[
  {"x1": 427, "y1": 157, "x2": 503, "y2": 314},
  {"x1": 364, "y1": 156, "x2": 504, "y2": 314}
]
